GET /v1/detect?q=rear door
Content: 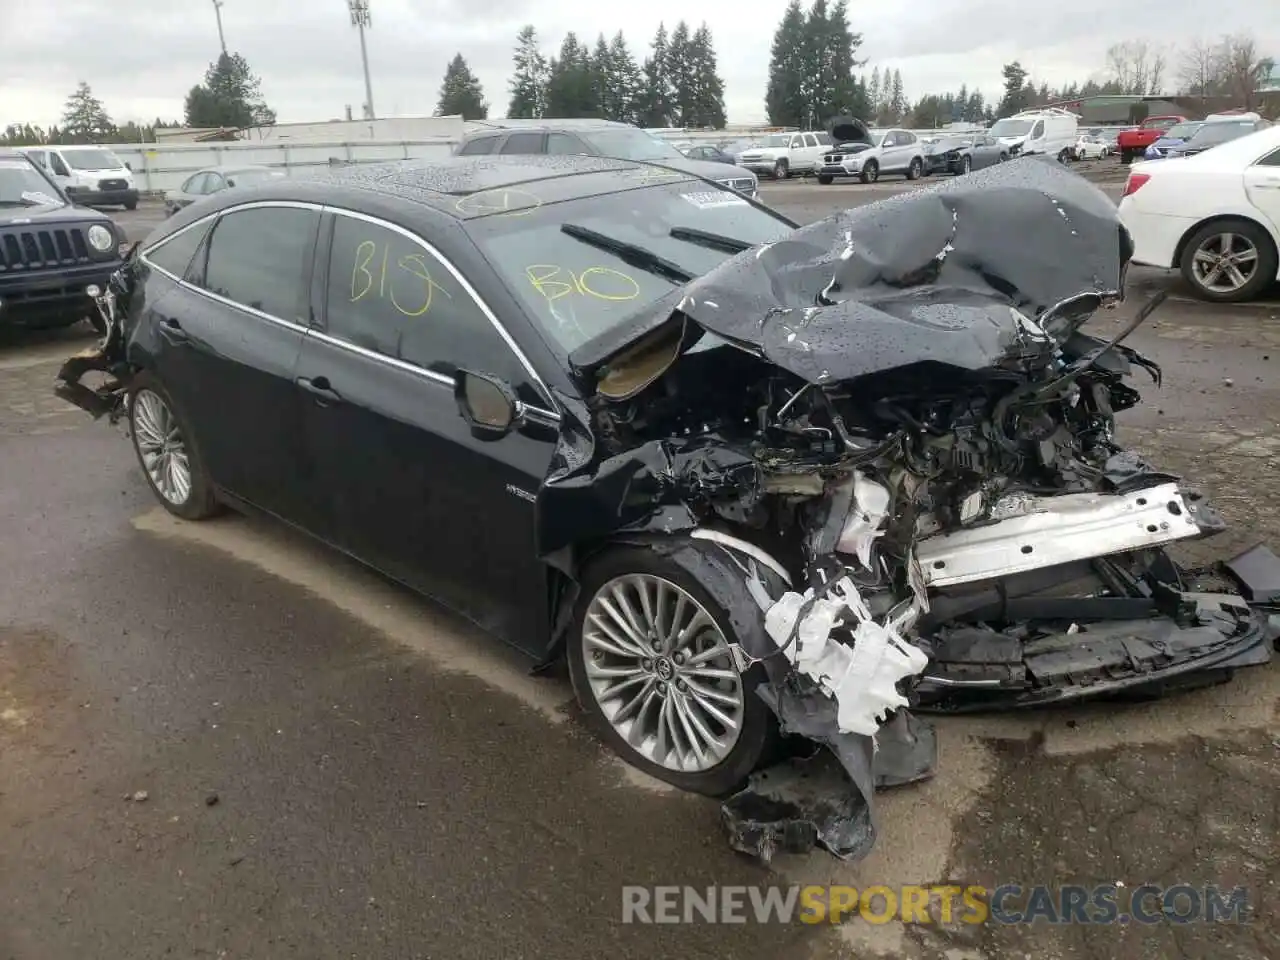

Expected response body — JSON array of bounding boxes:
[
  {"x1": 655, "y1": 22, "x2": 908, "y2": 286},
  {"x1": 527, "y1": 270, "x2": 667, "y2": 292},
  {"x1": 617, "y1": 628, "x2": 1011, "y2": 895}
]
[
  {"x1": 144, "y1": 202, "x2": 319, "y2": 519},
  {"x1": 293, "y1": 208, "x2": 561, "y2": 650},
  {"x1": 1244, "y1": 146, "x2": 1280, "y2": 239}
]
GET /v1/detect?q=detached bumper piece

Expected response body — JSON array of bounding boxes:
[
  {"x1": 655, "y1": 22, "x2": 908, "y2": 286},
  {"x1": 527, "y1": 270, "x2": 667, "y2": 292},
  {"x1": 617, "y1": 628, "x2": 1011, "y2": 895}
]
[
  {"x1": 53, "y1": 345, "x2": 131, "y2": 421},
  {"x1": 914, "y1": 542, "x2": 1280, "y2": 712}
]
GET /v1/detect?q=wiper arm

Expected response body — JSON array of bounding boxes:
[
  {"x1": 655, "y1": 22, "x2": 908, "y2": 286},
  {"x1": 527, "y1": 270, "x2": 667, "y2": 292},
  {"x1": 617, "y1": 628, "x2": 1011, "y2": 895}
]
[
  {"x1": 559, "y1": 223, "x2": 695, "y2": 284},
  {"x1": 0, "y1": 199, "x2": 39, "y2": 207},
  {"x1": 668, "y1": 226, "x2": 752, "y2": 254}
]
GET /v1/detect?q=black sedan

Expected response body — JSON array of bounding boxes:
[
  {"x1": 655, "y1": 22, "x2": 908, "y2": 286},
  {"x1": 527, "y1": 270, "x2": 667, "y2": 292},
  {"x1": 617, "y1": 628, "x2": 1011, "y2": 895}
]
[
  {"x1": 679, "y1": 144, "x2": 738, "y2": 165},
  {"x1": 54, "y1": 156, "x2": 797, "y2": 797},
  {"x1": 923, "y1": 134, "x2": 1006, "y2": 175},
  {"x1": 52, "y1": 157, "x2": 1278, "y2": 862}
]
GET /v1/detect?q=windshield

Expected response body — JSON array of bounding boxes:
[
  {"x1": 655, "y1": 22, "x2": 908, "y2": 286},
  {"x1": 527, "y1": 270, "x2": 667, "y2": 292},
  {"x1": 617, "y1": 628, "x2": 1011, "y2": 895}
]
[
  {"x1": 580, "y1": 129, "x2": 683, "y2": 162},
  {"x1": 1164, "y1": 122, "x2": 1202, "y2": 139},
  {"x1": 59, "y1": 148, "x2": 124, "y2": 171},
  {"x1": 1187, "y1": 121, "x2": 1256, "y2": 146},
  {"x1": 0, "y1": 158, "x2": 64, "y2": 206},
  {"x1": 469, "y1": 180, "x2": 794, "y2": 354},
  {"x1": 989, "y1": 119, "x2": 1033, "y2": 138}
]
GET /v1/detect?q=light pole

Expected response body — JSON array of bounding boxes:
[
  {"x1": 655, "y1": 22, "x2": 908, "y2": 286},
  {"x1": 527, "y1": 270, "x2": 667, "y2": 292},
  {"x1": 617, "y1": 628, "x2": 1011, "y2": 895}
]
[
  {"x1": 211, "y1": 0, "x2": 227, "y2": 55},
  {"x1": 348, "y1": 0, "x2": 375, "y2": 120}
]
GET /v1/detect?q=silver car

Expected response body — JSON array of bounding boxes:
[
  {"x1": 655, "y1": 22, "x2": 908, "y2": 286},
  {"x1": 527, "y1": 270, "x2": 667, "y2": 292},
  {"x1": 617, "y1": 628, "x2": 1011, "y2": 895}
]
[{"x1": 163, "y1": 165, "x2": 286, "y2": 217}]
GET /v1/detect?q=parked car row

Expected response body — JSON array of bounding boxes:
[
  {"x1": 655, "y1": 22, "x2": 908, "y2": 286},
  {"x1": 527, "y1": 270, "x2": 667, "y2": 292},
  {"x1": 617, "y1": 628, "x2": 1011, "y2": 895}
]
[{"x1": 1120, "y1": 123, "x2": 1280, "y2": 303}]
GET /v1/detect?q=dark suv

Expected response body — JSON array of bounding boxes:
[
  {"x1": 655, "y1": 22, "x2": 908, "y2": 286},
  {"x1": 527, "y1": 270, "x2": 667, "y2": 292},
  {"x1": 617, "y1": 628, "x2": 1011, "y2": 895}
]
[
  {"x1": 455, "y1": 121, "x2": 759, "y2": 198},
  {"x1": 0, "y1": 149, "x2": 125, "y2": 330}
]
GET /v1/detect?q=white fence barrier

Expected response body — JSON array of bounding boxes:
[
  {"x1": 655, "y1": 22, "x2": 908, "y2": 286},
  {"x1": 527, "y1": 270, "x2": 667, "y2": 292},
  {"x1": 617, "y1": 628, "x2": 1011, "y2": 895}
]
[{"x1": 107, "y1": 126, "x2": 988, "y2": 194}]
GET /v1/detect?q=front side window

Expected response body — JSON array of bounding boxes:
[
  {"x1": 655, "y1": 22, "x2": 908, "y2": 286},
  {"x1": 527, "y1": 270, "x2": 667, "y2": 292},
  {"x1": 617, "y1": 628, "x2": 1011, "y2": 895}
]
[
  {"x1": 323, "y1": 214, "x2": 528, "y2": 388},
  {"x1": 147, "y1": 219, "x2": 214, "y2": 279},
  {"x1": 803, "y1": 134, "x2": 819, "y2": 148},
  {"x1": 469, "y1": 180, "x2": 794, "y2": 355},
  {"x1": 1256, "y1": 148, "x2": 1280, "y2": 167},
  {"x1": 181, "y1": 173, "x2": 204, "y2": 194},
  {"x1": 1030, "y1": 121, "x2": 1045, "y2": 139},
  {"x1": 500, "y1": 133, "x2": 545, "y2": 155},
  {"x1": 459, "y1": 137, "x2": 497, "y2": 156},
  {"x1": 200, "y1": 206, "x2": 319, "y2": 322}
]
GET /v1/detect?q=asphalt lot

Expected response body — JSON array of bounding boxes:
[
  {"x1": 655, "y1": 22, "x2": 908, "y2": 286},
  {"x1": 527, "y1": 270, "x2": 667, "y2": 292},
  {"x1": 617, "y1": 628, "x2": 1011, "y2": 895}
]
[{"x1": 1, "y1": 179, "x2": 1277, "y2": 960}]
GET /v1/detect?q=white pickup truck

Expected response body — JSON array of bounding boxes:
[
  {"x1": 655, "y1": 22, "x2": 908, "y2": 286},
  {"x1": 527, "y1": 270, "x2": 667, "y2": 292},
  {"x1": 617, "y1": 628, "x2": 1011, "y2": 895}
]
[{"x1": 736, "y1": 131, "x2": 834, "y2": 179}]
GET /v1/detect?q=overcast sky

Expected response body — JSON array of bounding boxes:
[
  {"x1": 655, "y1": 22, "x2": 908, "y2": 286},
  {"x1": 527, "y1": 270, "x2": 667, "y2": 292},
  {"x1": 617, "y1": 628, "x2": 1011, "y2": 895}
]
[{"x1": 2, "y1": 1, "x2": 1277, "y2": 129}]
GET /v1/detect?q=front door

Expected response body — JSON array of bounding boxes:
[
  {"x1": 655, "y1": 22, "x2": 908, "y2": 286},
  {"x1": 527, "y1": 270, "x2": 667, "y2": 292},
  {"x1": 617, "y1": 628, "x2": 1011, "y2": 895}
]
[
  {"x1": 294, "y1": 209, "x2": 560, "y2": 652},
  {"x1": 141, "y1": 203, "x2": 318, "y2": 520}
]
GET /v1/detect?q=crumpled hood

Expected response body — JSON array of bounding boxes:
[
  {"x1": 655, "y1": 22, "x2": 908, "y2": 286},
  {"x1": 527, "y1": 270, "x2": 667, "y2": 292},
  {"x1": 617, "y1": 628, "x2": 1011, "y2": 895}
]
[{"x1": 669, "y1": 158, "x2": 1131, "y2": 385}]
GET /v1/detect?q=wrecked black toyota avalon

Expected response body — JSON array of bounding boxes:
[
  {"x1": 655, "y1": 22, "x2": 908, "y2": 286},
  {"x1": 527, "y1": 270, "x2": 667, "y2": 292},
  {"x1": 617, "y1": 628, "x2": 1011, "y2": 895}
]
[{"x1": 55, "y1": 155, "x2": 1278, "y2": 864}]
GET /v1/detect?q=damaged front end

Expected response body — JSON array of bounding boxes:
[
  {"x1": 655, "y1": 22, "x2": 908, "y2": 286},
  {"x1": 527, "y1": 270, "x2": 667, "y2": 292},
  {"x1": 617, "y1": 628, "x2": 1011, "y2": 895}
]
[
  {"x1": 52, "y1": 243, "x2": 141, "y2": 422},
  {"x1": 546, "y1": 160, "x2": 1278, "y2": 863}
]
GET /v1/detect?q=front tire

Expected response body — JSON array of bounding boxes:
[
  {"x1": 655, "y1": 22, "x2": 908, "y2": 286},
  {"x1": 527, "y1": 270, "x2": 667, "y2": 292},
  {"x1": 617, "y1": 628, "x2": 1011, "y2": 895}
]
[
  {"x1": 1179, "y1": 219, "x2": 1277, "y2": 304},
  {"x1": 128, "y1": 372, "x2": 220, "y2": 520},
  {"x1": 959, "y1": 155, "x2": 972, "y2": 175},
  {"x1": 859, "y1": 160, "x2": 879, "y2": 184},
  {"x1": 817, "y1": 174, "x2": 834, "y2": 185},
  {"x1": 772, "y1": 159, "x2": 788, "y2": 180},
  {"x1": 906, "y1": 157, "x2": 923, "y2": 180},
  {"x1": 567, "y1": 544, "x2": 775, "y2": 797},
  {"x1": 124, "y1": 199, "x2": 138, "y2": 211}
]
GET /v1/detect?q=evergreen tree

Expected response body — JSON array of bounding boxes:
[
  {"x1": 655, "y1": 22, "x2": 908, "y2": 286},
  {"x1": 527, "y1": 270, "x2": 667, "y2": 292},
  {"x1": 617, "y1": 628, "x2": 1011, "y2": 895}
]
[
  {"x1": 997, "y1": 61, "x2": 1030, "y2": 116},
  {"x1": 799, "y1": 0, "x2": 830, "y2": 128},
  {"x1": 185, "y1": 52, "x2": 276, "y2": 129},
  {"x1": 667, "y1": 21, "x2": 695, "y2": 126},
  {"x1": 435, "y1": 54, "x2": 488, "y2": 119},
  {"x1": 61, "y1": 82, "x2": 114, "y2": 142},
  {"x1": 764, "y1": 0, "x2": 807, "y2": 126},
  {"x1": 888, "y1": 69, "x2": 906, "y2": 121},
  {"x1": 545, "y1": 32, "x2": 596, "y2": 117},
  {"x1": 867, "y1": 67, "x2": 881, "y2": 117},
  {"x1": 808, "y1": 0, "x2": 867, "y2": 123},
  {"x1": 687, "y1": 23, "x2": 727, "y2": 128},
  {"x1": 639, "y1": 24, "x2": 674, "y2": 126},
  {"x1": 507, "y1": 25, "x2": 548, "y2": 119},
  {"x1": 605, "y1": 32, "x2": 643, "y2": 124}
]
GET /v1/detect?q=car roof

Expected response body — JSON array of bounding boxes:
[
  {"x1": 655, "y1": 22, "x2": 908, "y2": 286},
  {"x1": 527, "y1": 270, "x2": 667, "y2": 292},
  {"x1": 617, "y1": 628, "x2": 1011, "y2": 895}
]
[
  {"x1": 462, "y1": 119, "x2": 635, "y2": 136},
  {"x1": 191, "y1": 154, "x2": 702, "y2": 222}
]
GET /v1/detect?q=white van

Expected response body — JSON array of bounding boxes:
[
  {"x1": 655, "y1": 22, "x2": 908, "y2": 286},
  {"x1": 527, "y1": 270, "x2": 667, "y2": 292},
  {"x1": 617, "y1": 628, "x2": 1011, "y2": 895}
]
[
  {"x1": 18, "y1": 145, "x2": 139, "y2": 210},
  {"x1": 988, "y1": 108, "x2": 1079, "y2": 162}
]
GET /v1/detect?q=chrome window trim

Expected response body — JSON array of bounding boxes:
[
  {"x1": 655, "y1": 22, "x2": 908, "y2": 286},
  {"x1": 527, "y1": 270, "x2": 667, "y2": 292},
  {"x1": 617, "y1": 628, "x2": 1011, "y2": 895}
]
[
  {"x1": 323, "y1": 205, "x2": 557, "y2": 412},
  {"x1": 137, "y1": 199, "x2": 563, "y2": 424}
]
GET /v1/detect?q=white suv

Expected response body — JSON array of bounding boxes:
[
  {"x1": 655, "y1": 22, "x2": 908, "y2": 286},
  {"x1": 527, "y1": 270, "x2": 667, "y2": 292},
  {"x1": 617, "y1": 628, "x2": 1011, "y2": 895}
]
[
  {"x1": 818, "y1": 126, "x2": 927, "y2": 184},
  {"x1": 736, "y1": 132, "x2": 833, "y2": 179}
]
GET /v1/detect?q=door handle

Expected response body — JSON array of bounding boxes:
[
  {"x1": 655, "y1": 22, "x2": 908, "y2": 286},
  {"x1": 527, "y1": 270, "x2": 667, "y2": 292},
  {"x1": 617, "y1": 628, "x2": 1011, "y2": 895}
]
[
  {"x1": 157, "y1": 316, "x2": 190, "y2": 343},
  {"x1": 296, "y1": 375, "x2": 342, "y2": 404}
]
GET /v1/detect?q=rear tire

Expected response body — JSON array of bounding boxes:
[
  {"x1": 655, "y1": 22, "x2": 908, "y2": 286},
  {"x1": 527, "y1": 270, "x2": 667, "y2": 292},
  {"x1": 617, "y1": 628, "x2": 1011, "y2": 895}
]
[
  {"x1": 566, "y1": 543, "x2": 777, "y2": 797},
  {"x1": 1178, "y1": 218, "x2": 1277, "y2": 304},
  {"x1": 127, "y1": 372, "x2": 220, "y2": 521},
  {"x1": 124, "y1": 200, "x2": 138, "y2": 211}
]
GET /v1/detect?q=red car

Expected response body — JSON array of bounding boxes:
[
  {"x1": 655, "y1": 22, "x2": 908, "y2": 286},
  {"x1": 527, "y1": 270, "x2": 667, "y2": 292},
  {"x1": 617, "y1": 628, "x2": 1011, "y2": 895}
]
[{"x1": 1116, "y1": 116, "x2": 1186, "y2": 163}]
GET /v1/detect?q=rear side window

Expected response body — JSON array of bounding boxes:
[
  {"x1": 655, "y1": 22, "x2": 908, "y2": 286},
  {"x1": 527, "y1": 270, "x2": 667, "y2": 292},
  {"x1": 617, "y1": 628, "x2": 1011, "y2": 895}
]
[
  {"x1": 500, "y1": 132, "x2": 545, "y2": 155},
  {"x1": 458, "y1": 137, "x2": 497, "y2": 156},
  {"x1": 147, "y1": 219, "x2": 214, "y2": 280},
  {"x1": 199, "y1": 206, "x2": 320, "y2": 322},
  {"x1": 1258, "y1": 148, "x2": 1280, "y2": 167},
  {"x1": 323, "y1": 214, "x2": 528, "y2": 387}
]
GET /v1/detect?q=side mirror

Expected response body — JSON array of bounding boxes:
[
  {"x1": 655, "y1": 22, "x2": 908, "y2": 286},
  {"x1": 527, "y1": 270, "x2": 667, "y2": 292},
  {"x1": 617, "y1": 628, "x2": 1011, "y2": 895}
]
[
  {"x1": 226, "y1": 178, "x2": 236, "y2": 188},
  {"x1": 454, "y1": 370, "x2": 521, "y2": 440},
  {"x1": 125, "y1": 162, "x2": 133, "y2": 172}
]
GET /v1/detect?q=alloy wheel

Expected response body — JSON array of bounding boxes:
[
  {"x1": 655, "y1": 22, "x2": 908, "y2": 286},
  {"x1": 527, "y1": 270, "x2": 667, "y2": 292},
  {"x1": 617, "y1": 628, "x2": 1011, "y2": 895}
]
[
  {"x1": 1191, "y1": 233, "x2": 1259, "y2": 295},
  {"x1": 132, "y1": 389, "x2": 192, "y2": 506},
  {"x1": 581, "y1": 573, "x2": 746, "y2": 773}
]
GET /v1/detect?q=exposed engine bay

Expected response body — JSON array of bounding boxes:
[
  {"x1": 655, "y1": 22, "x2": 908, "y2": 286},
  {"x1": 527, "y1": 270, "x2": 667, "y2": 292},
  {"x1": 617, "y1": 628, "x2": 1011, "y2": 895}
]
[{"x1": 544, "y1": 159, "x2": 1279, "y2": 863}]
